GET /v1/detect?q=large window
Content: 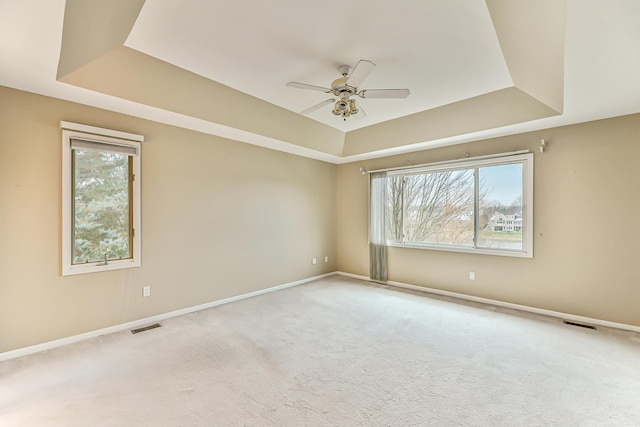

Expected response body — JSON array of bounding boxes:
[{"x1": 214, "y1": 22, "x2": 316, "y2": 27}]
[
  {"x1": 62, "y1": 122, "x2": 142, "y2": 275},
  {"x1": 372, "y1": 152, "x2": 533, "y2": 258}
]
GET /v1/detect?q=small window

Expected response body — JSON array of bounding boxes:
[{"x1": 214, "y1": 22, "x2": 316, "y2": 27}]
[
  {"x1": 372, "y1": 152, "x2": 533, "y2": 258},
  {"x1": 61, "y1": 122, "x2": 142, "y2": 275}
]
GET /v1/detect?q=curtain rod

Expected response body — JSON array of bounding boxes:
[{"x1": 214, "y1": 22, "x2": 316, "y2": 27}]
[{"x1": 365, "y1": 150, "x2": 531, "y2": 174}]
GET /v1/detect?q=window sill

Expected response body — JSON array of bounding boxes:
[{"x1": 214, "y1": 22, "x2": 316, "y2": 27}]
[
  {"x1": 62, "y1": 259, "x2": 141, "y2": 276},
  {"x1": 387, "y1": 241, "x2": 533, "y2": 258}
]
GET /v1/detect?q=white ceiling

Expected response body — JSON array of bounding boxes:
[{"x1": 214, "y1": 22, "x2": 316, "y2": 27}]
[
  {"x1": 125, "y1": 0, "x2": 513, "y2": 132},
  {"x1": 2, "y1": 0, "x2": 640, "y2": 162}
]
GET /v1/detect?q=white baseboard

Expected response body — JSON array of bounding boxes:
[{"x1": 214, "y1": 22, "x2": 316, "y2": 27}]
[
  {"x1": 4, "y1": 271, "x2": 638, "y2": 363},
  {"x1": 0, "y1": 272, "x2": 334, "y2": 363},
  {"x1": 335, "y1": 271, "x2": 640, "y2": 334}
]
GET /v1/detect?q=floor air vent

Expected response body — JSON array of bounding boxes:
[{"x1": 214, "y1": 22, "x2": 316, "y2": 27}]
[
  {"x1": 563, "y1": 320, "x2": 596, "y2": 330},
  {"x1": 131, "y1": 323, "x2": 162, "y2": 334}
]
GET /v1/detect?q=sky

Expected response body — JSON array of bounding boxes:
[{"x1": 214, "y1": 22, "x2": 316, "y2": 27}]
[{"x1": 479, "y1": 163, "x2": 522, "y2": 205}]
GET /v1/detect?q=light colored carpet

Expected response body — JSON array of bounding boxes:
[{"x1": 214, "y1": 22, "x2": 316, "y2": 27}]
[{"x1": 2, "y1": 276, "x2": 640, "y2": 426}]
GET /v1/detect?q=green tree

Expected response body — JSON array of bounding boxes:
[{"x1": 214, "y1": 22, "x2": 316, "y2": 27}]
[{"x1": 73, "y1": 150, "x2": 131, "y2": 264}]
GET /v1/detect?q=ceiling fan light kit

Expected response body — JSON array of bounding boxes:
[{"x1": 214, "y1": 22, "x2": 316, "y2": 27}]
[{"x1": 286, "y1": 59, "x2": 410, "y2": 121}]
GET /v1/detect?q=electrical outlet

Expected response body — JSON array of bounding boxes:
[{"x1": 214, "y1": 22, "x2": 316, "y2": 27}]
[
  {"x1": 312, "y1": 258, "x2": 317, "y2": 265},
  {"x1": 324, "y1": 256, "x2": 329, "y2": 263},
  {"x1": 469, "y1": 272, "x2": 475, "y2": 281},
  {"x1": 143, "y1": 286, "x2": 151, "y2": 297}
]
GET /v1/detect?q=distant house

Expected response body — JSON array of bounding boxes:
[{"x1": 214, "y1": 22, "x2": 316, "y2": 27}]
[{"x1": 488, "y1": 213, "x2": 522, "y2": 232}]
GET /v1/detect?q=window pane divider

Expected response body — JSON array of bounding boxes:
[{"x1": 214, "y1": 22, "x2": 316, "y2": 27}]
[{"x1": 473, "y1": 167, "x2": 480, "y2": 248}]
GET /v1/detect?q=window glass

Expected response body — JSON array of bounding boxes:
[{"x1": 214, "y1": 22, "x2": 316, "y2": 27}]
[
  {"x1": 72, "y1": 148, "x2": 132, "y2": 264},
  {"x1": 478, "y1": 163, "x2": 523, "y2": 250},
  {"x1": 384, "y1": 175, "x2": 404, "y2": 242},
  {"x1": 371, "y1": 152, "x2": 532, "y2": 258},
  {"x1": 403, "y1": 169, "x2": 474, "y2": 246}
]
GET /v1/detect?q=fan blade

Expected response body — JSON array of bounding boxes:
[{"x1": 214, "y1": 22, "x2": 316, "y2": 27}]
[
  {"x1": 346, "y1": 59, "x2": 376, "y2": 88},
  {"x1": 300, "y1": 98, "x2": 335, "y2": 115},
  {"x1": 358, "y1": 89, "x2": 410, "y2": 99},
  {"x1": 286, "y1": 82, "x2": 332, "y2": 93}
]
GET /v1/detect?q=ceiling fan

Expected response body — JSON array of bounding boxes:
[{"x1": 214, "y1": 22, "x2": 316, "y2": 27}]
[{"x1": 286, "y1": 59, "x2": 410, "y2": 121}]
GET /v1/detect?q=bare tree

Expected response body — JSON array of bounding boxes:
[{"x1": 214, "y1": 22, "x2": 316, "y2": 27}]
[
  {"x1": 385, "y1": 169, "x2": 480, "y2": 245},
  {"x1": 509, "y1": 195, "x2": 523, "y2": 214},
  {"x1": 385, "y1": 176, "x2": 404, "y2": 241}
]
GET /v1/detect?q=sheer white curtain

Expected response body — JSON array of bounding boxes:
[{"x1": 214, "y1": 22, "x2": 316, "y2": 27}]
[{"x1": 369, "y1": 172, "x2": 388, "y2": 282}]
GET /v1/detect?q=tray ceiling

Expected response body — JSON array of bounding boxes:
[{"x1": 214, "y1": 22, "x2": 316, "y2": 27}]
[{"x1": 2, "y1": 0, "x2": 640, "y2": 162}]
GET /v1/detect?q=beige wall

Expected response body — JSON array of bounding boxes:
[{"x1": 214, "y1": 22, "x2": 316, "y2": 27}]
[
  {"x1": 338, "y1": 113, "x2": 640, "y2": 327},
  {"x1": 3, "y1": 82, "x2": 640, "y2": 354},
  {"x1": 0, "y1": 86, "x2": 337, "y2": 353}
]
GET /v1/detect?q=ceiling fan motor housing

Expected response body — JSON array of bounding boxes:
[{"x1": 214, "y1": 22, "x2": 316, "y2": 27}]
[{"x1": 331, "y1": 77, "x2": 356, "y2": 98}]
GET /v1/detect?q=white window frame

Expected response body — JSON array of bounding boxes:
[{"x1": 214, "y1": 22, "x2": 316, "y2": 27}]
[
  {"x1": 378, "y1": 151, "x2": 534, "y2": 258},
  {"x1": 61, "y1": 121, "x2": 143, "y2": 276}
]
